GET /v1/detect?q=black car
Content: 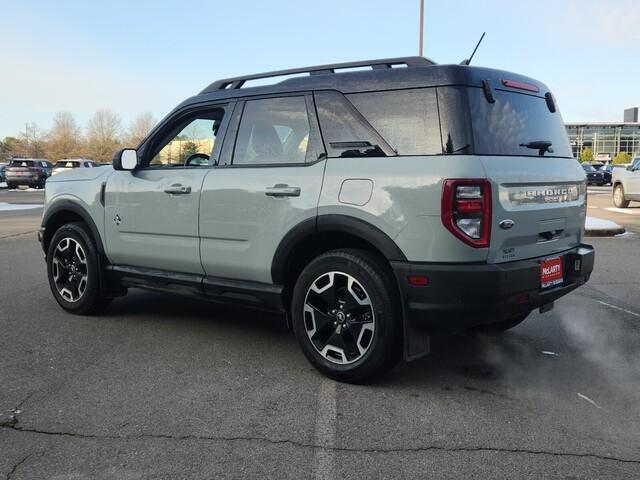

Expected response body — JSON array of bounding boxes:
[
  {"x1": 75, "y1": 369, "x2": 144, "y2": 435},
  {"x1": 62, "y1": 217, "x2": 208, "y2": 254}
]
[
  {"x1": 590, "y1": 163, "x2": 613, "y2": 185},
  {"x1": 0, "y1": 163, "x2": 7, "y2": 183},
  {"x1": 582, "y1": 163, "x2": 605, "y2": 185},
  {"x1": 5, "y1": 158, "x2": 53, "y2": 189}
]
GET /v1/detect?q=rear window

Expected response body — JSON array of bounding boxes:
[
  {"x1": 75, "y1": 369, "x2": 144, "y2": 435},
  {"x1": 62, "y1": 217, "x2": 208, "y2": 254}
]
[
  {"x1": 10, "y1": 160, "x2": 36, "y2": 167},
  {"x1": 55, "y1": 161, "x2": 81, "y2": 168},
  {"x1": 467, "y1": 88, "x2": 572, "y2": 158},
  {"x1": 346, "y1": 89, "x2": 441, "y2": 155}
]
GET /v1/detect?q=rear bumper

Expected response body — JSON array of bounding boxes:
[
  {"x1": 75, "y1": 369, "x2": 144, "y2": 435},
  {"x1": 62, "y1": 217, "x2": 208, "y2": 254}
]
[
  {"x1": 5, "y1": 174, "x2": 41, "y2": 184},
  {"x1": 392, "y1": 244, "x2": 594, "y2": 338}
]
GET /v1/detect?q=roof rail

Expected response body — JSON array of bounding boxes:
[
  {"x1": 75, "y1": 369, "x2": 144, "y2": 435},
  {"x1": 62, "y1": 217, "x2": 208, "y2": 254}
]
[{"x1": 200, "y1": 56, "x2": 435, "y2": 93}]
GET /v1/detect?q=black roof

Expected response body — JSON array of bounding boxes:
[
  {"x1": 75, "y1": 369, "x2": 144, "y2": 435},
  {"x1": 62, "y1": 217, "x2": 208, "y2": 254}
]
[{"x1": 179, "y1": 57, "x2": 550, "y2": 109}]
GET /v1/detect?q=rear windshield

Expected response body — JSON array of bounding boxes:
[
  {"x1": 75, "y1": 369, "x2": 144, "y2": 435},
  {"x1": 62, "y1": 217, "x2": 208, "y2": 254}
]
[
  {"x1": 466, "y1": 88, "x2": 572, "y2": 158},
  {"x1": 55, "y1": 161, "x2": 81, "y2": 168},
  {"x1": 10, "y1": 160, "x2": 36, "y2": 167},
  {"x1": 341, "y1": 86, "x2": 572, "y2": 159}
]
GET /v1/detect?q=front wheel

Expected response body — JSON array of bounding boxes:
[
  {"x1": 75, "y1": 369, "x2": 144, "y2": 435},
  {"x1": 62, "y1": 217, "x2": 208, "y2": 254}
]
[
  {"x1": 291, "y1": 249, "x2": 401, "y2": 383},
  {"x1": 47, "y1": 222, "x2": 112, "y2": 315},
  {"x1": 613, "y1": 184, "x2": 630, "y2": 208}
]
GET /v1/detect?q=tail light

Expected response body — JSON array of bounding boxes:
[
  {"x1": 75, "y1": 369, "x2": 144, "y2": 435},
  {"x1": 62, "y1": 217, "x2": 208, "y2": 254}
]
[{"x1": 441, "y1": 179, "x2": 492, "y2": 248}]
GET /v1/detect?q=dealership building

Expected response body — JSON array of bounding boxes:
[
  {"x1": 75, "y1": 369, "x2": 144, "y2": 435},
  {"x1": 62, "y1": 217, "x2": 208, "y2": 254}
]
[{"x1": 566, "y1": 107, "x2": 640, "y2": 162}]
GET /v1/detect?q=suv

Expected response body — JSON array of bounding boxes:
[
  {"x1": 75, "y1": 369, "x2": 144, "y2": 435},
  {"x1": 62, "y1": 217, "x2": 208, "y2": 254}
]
[
  {"x1": 612, "y1": 156, "x2": 640, "y2": 207},
  {"x1": 6, "y1": 158, "x2": 53, "y2": 189},
  {"x1": 40, "y1": 57, "x2": 594, "y2": 382},
  {"x1": 52, "y1": 158, "x2": 100, "y2": 176}
]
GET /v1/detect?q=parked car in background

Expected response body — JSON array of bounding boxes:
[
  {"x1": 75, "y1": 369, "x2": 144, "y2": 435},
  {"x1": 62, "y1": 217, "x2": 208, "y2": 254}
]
[
  {"x1": 52, "y1": 158, "x2": 100, "y2": 176},
  {"x1": 592, "y1": 163, "x2": 613, "y2": 185},
  {"x1": 612, "y1": 157, "x2": 640, "y2": 207},
  {"x1": 5, "y1": 158, "x2": 53, "y2": 189},
  {"x1": 582, "y1": 164, "x2": 605, "y2": 185},
  {"x1": 0, "y1": 163, "x2": 7, "y2": 183}
]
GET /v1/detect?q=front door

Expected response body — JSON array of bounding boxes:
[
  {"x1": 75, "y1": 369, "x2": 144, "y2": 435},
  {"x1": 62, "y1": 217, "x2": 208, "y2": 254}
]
[
  {"x1": 199, "y1": 94, "x2": 326, "y2": 284},
  {"x1": 104, "y1": 104, "x2": 231, "y2": 274}
]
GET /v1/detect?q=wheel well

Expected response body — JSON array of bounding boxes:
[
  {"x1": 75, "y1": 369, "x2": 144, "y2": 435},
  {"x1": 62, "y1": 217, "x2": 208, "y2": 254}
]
[
  {"x1": 42, "y1": 210, "x2": 86, "y2": 254},
  {"x1": 281, "y1": 230, "x2": 396, "y2": 311}
]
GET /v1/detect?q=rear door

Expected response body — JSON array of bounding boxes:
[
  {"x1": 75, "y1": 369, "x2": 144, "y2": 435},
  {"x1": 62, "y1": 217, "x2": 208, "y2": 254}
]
[
  {"x1": 199, "y1": 94, "x2": 326, "y2": 284},
  {"x1": 449, "y1": 85, "x2": 586, "y2": 263},
  {"x1": 104, "y1": 103, "x2": 231, "y2": 274}
]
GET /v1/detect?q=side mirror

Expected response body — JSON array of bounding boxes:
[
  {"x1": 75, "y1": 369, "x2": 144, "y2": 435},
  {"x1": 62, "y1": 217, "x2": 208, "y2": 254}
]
[
  {"x1": 113, "y1": 148, "x2": 139, "y2": 171},
  {"x1": 626, "y1": 165, "x2": 633, "y2": 171}
]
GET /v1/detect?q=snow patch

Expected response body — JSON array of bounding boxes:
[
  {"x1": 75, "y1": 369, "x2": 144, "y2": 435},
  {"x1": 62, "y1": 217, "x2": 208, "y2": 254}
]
[
  {"x1": 585, "y1": 216, "x2": 623, "y2": 230},
  {"x1": 0, "y1": 202, "x2": 43, "y2": 211}
]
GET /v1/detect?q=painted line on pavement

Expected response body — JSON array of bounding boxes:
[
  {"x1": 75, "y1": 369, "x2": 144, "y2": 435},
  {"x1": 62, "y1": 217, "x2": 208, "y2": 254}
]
[
  {"x1": 605, "y1": 207, "x2": 640, "y2": 215},
  {"x1": 597, "y1": 300, "x2": 640, "y2": 319},
  {"x1": 312, "y1": 379, "x2": 337, "y2": 480}
]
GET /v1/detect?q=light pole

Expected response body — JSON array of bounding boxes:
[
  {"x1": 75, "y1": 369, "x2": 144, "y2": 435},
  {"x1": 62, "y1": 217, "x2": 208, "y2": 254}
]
[{"x1": 419, "y1": 0, "x2": 424, "y2": 57}]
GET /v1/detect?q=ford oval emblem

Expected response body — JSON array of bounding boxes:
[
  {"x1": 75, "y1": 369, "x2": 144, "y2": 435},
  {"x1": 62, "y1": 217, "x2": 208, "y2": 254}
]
[{"x1": 499, "y1": 219, "x2": 515, "y2": 230}]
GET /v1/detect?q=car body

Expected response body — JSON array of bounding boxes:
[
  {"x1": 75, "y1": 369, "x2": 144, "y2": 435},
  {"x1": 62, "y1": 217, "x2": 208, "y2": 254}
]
[
  {"x1": 5, "y1": 158, "x2": 53, "y2": 189},
  {"x1": 591, "y1": 163, "x2": 612, "y2": 185},
  {"x1": 39, "y1": 57, "x2": 594, "y2": 382},
  {"x1": 612, "y1": 157, "x2": 640, "y2": 208},
  {"x1": 582, "y1": 163, "x2": 605, "y2": 185},
  {"x1": 52, "y1": 158, "x2": 100, "y2": 176}
]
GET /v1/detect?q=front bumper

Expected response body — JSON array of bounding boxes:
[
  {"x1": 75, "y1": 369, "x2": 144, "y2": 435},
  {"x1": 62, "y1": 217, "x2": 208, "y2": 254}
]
[{"x1": 392, "y1": 244, "x2": 595, "y2": 342}]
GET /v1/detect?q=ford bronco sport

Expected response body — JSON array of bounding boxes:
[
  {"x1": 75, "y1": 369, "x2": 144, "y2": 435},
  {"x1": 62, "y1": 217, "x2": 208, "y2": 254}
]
[{"x1": 40, "y1": 57, "x2": 594, "y2": 382}]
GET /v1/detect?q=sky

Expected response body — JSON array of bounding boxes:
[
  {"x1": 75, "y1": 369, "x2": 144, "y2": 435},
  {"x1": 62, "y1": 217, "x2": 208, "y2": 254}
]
[{"x1": 0, "y1": 0, "x2": 639, "y2": 139}]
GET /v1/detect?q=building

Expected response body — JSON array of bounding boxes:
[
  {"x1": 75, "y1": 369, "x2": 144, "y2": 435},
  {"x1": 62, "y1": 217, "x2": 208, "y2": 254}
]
[{"x1": 566, "y1": 108, "x2": 640, "y2": 162}]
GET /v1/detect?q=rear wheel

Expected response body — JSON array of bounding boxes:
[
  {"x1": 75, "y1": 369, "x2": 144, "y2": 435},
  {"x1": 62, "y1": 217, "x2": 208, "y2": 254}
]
[
  {"x1": 46, "y1": 222, "x2": 112, "y2": 315},
  {"x1": 613, "y1": 184, "x2": 630, "y2": 208},
  {"x1": 291, "y1": 249, "x2": 401, "y2": 383},
  {"x1": 470, "y1": 312, "x2": 530, "y2": 334}
]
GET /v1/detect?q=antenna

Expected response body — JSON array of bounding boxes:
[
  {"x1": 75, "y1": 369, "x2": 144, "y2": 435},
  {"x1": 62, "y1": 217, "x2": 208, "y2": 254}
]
[{"x1": 462, "y1": 32, "x2": 486, "y2": 66}]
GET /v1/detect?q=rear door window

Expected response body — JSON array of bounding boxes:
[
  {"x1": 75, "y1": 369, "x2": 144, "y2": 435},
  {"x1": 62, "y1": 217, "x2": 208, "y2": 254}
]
[{"x1": 346, "y1": 88, "x2": 441, "y2": 155}]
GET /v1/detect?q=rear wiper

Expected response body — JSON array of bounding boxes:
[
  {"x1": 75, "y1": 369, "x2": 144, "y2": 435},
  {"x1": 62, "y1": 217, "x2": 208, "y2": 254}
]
[{"x1": 519, "y1": 140, "x2": 554, "y2": 156}]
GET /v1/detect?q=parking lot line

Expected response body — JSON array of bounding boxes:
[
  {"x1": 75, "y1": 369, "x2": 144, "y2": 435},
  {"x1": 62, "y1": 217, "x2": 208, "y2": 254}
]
[
  {"x1": 312, "y1": 380, "x2": 337, "y2": 480},
  {"x1": 605, "y1": 207, "x2": 640, "y2": 215},
  {"x1": 597, "y1": 300, "x2": 640, "y2": 319}
]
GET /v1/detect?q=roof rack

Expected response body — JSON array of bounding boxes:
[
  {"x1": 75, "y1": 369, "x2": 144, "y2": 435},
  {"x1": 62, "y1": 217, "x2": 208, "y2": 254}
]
[{"x1": 200, "y1": 56, "x2": 435, "y2": 93}]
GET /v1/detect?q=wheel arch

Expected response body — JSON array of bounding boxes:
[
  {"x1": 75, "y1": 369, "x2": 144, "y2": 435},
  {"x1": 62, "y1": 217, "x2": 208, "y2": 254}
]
[
  {"x1": 271, "y1": 214, "x2": 407, "y2": 308},
  {"x1": 42, "y1": 201, "x2": 105, "y2": 257}
]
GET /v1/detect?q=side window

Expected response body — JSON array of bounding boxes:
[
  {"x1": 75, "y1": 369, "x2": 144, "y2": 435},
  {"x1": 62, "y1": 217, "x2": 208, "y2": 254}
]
[
  {"x1": 347, "y1": 88, "x2": 441, "y2": 155},
  {"x1": 149, "y1": 108, "x2": 225, "y2": 167},
  {"x1": 314, "y1": 91, "x2": 392, "y2": 158},
  {"x1": 232, "y1": 97, "x2": 310, "y2": 165}
]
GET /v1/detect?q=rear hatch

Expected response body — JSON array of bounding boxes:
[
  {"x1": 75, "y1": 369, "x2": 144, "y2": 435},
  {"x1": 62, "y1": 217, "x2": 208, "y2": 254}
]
[
  {"x1": 6, "y1": 160, "x2": 39, "y2": 178},
  {"x1": 465, "y1": 82, "x2": 586, "y2": 264}
]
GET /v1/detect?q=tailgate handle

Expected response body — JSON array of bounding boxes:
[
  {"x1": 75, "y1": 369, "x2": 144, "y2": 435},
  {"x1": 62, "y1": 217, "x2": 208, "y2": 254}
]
[{"x1": 538, "y1": 229, "x2": 563, "y2": 242}]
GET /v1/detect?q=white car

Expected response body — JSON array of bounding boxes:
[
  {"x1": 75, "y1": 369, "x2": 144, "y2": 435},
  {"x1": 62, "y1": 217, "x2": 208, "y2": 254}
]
[{"x1": 52, "y1": 159, "x2": 99, "y2": 176}]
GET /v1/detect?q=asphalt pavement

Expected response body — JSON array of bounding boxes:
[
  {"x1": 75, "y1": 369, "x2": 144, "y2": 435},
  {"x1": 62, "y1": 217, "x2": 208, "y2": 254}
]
[{"x1": 1, "y1": 187, "x2": 639, "y2": 479}]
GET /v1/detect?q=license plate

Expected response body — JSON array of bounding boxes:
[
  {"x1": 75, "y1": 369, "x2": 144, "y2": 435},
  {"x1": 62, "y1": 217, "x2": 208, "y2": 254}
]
[{"x1": 540, "y1": 257, "x2": 563, "y2": 289}]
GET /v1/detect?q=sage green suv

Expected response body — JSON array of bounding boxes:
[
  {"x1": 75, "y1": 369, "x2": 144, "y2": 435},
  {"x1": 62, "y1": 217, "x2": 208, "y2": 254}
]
[{"x1": 40, "y1": 57, "x2": 594, "y2": 382}]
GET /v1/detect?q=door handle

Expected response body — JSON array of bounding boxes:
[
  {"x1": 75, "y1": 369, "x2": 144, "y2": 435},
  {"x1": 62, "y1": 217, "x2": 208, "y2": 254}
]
[
  {"x1": 265, "y1": 184, "x2": 301, "y2": 197},
  {"x1": 164, "y1": 184, "x2": 192, "y2": 195}
]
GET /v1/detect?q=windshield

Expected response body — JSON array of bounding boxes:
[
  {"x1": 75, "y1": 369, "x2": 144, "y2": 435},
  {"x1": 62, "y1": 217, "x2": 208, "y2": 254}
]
[
  {"x1": 55, "y1": 161, "x2": 81, "y2": 168},
  {"x1": 582, "y1": 164, "x2": 596, "y2": 172},
  {"x1": 467, "y1": 88, "x2": 572, "y2": 158}
]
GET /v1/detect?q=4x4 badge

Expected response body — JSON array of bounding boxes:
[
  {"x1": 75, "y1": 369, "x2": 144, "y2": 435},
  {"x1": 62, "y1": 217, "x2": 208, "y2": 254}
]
[{"x1": 499, "y1": 219, "x2": 515, "y2": 230}]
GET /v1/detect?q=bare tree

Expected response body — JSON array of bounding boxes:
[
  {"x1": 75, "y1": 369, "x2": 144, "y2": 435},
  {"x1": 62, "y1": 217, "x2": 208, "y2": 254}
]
[
  {"x1": 86, "y1": 109, "x2": 122, "y2": 163},
  {"x1": 126, "y1": 112, "x2": 157, "y2": 146},
  {"x1": 20, "y1": 122, "x2": 46, "y2": 158},
  {"x1": 46, "y1": 112, "x2": 82, "y2": 161}
]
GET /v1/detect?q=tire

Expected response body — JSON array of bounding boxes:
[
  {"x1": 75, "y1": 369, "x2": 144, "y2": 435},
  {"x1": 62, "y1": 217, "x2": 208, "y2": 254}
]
[
  {"x1": 291, "y1": 249, "x2": 401, "y2": 383},
  {"x1": 613, "y1": 184, "x2": 630, "y2": 208},
  {"x1": 470, "y1": 312, "x2": 530, "y2": 334},
  {"x1": 46, "y1": 222, "x2": 112, "y2": 315},
  {"x1": 7, "y1": 182, "x2": 16, "y2": 189}
]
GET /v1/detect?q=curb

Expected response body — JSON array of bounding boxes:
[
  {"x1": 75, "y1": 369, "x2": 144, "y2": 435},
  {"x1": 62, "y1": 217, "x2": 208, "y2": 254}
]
[{"x1": 585, "y1": 226, "x2": 626, "y2": 237}]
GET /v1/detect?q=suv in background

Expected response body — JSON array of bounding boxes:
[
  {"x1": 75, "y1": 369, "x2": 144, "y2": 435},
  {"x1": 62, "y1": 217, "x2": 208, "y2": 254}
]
[
  {"x1": 5, "y1": 158, "x2": 53, "y2": 189},
  {"x1": 52, "y1": 158, "x2": 100, "y2": 176},
  {"x1": 612, "y1": 156, "x2": 640, "y2": 207},
  {"x1": 582, "y1": 164, "x2": 605, "y2": 185},
  {"x1": 40, "y1": 57, "x2": 594, "y2": 382}
]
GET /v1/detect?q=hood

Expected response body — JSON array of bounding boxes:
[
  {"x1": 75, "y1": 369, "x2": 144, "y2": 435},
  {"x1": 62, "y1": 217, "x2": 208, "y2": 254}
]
[{"x1": 47, "y1": 165, "x2": 113, "y2": 182}]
